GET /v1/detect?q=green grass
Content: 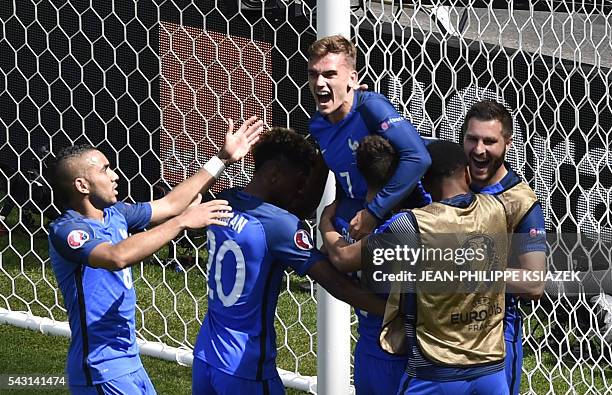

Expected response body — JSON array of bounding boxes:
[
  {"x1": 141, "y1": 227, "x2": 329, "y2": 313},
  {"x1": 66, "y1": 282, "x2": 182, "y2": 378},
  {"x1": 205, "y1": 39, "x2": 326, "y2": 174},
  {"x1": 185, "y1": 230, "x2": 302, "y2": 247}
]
[
  {"x1": 1, "y1": 211, "x2": 611, "y2": 394},
  {"x1": 0, "y1": 324, "x2": 194, "y2": 394},
  {"x1": 0, "y1": 324, "x2": 70, "y2": 395},
  {"x1": 0, "y1": 211, "x2": 313, "y2": 394}
]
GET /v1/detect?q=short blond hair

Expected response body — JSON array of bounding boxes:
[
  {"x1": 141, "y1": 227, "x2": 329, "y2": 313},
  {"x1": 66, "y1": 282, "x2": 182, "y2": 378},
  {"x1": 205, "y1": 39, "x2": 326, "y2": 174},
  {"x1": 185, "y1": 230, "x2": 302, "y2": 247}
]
[{"x1": 307, "y1": 35, "x2": 356, "y2": 69}]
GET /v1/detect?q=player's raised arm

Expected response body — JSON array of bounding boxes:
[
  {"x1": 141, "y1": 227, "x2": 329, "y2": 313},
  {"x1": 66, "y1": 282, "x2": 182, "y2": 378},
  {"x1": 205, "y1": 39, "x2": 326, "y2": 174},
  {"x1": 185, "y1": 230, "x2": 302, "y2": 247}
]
[
  {"x1": 149, "y1": 116, "x2": 262, "y2": 224},
  {"x1": 505, "y1": 252, "x2": 547, "y2": 299},
  {"x1": 79, "y1": 200, "x2": 232, "y2": 271},
  {"x1": 349, "y1": 97, "x2": 431, "y2": 240}
]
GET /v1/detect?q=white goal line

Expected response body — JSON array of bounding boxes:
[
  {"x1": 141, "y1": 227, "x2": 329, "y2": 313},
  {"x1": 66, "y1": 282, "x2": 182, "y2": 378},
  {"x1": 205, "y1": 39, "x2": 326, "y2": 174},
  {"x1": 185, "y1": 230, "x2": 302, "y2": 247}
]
[{"x1": 0, "y1": 308, "x2": 322, "y2": 394}]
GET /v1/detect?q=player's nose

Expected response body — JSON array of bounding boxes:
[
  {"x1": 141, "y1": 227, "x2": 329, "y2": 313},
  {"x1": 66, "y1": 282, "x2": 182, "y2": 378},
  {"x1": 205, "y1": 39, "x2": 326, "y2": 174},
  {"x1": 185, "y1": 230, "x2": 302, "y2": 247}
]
[
  {"x1": 110, "y1": 168, "x2": 119, "y2": 182},
  {"x1": 315, "y1": 74, "x2": 326, "y2": 87},
  {"x1": 473, "y1": 140, "x2": 486, "y2": 155}
]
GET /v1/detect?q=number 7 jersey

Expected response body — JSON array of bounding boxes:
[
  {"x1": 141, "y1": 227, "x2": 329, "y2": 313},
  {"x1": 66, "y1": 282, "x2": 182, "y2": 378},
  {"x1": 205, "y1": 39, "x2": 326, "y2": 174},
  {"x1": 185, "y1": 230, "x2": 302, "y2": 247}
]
[{"x1": 193, "y1": 188, "x2": 323, "y2": 380}]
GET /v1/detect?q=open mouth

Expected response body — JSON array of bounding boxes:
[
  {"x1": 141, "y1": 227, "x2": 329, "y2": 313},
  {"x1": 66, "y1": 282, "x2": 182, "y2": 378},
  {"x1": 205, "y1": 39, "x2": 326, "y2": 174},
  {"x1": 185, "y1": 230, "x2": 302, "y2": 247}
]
[
  {"x1": 316, "y1": 92, "x2": 332, "y2": 105},
  {"x1": 471, "y1": 157, "x2": 490, "y2": 170}
]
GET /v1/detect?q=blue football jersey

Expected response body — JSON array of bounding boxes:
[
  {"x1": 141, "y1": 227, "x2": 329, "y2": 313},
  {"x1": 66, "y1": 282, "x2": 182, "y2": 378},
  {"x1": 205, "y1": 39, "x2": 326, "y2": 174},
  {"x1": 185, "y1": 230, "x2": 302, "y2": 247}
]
[
  {"x1": 193, "y1": 188, "x2": 324, "y2": 380},
  {"x1": 333, "y1": 198, "x2": 409, "y2": 361},
  {"x1": 333, "y1": 197, "x2": 362, "y2": 245},
  {"x1": 309, "y1": 90, "x2": 430, "y2": 220},
  {"x1": 48, "y1": 202, "x2": 152, "y2": 385},
  {"x1": 472, "y1": 163, "x2": 547, "y2": 343}
]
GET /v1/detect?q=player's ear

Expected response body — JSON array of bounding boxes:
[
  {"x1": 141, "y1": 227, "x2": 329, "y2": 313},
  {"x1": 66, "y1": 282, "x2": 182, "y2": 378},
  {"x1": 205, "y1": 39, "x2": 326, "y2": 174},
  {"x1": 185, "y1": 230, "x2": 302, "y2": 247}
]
[
  {"x1": 464, "y1": 166, "x2": 471, "y2": 186},
  {"x1": 348, "y1": 69, "x2": 358, "y2": 89},
  {"x1": 505, "y1": 136, "x2": 513, "y2": 149},
  {"x1": 74, "y1": 177, "x2": 89, "y2": 195}
]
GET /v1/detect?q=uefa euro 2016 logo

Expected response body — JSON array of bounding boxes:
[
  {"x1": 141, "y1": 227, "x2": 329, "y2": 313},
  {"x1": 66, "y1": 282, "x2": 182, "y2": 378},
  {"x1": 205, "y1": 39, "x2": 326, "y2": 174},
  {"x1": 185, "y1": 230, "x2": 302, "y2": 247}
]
[{"x1": 450, "y1": 296, "x2": 503, "y2": 332}]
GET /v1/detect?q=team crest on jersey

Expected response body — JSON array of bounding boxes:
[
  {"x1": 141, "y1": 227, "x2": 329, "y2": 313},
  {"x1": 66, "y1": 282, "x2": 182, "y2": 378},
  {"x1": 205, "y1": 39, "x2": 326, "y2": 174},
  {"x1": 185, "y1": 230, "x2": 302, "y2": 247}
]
[
  {"x1": 379, "y1": 116, "x2": 404, "y2": 132},
  {"x1": 348, "y1": 138, "x2": 359, "y2": 153},
  {"x1": 67, "y1": 230, "x2": 90, "y2": 249},
  {"x1": 294, "y1": 229, "x2": 314, "y2": 250}
]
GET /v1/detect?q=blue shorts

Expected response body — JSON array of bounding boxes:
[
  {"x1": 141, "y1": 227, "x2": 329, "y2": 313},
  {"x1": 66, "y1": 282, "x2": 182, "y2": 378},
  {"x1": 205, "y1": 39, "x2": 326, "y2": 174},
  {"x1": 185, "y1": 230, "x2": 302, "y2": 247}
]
[
  {"x1": 69, "y1": 367, "x2": 156, "y2": 395},
  {"x1": 192, "y1": 357, "x2": 285, "y2": 395},
  {"x1": 396, "y1": 370, "x2": 509, "y2": 395},
  {"x1": 354, "y1": 340, "x2": 407, "y2": 395},
  {"x1": 505, "y1": 334, "x2": 523, "y2": 395}
]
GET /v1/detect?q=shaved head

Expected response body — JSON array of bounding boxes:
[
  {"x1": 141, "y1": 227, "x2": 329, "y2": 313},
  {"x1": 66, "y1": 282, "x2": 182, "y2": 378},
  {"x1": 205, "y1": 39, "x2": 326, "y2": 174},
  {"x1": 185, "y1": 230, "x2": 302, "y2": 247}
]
[{"x1": 48, "y1": 145, "x2": 99, "y2": 207}]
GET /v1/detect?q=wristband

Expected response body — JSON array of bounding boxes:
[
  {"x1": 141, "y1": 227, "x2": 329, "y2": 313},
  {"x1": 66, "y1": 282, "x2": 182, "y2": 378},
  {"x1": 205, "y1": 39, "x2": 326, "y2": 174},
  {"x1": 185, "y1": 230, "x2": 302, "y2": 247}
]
[{"x1": 203, "y1": 155, "x2": 226, "y2": 180}]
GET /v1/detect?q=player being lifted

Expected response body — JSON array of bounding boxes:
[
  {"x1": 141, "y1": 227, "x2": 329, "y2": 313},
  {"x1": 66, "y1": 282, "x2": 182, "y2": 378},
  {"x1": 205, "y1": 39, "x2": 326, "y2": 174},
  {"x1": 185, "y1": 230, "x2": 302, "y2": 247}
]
[
  {"x1": 322, "y1": 138, "x2": 511, "y2": 394},
  {"x1": 319, "y1": 136, "x2": 410, "y2": 394},
  {"x1": 307, "y1": 34, "x2": 430, "y2": 239},
  {"x1": 191, "y1": 128, "x2": 386, "y2": 395},
  {"x1": 462, "y1": 100, "x2": 547, "y2": 395},
  {"x1": 46, "y1": 117, "x2": 262, "y2": 394},
  {"x1": 307, "y1": 34, "x2": 430, "y2": 395}
]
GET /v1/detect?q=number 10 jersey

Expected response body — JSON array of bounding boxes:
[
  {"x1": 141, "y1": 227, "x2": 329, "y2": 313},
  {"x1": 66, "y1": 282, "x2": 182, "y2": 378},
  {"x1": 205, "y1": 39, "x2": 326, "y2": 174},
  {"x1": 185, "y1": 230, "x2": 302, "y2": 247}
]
[{"x1": 193, "y1": 188, "x2": 323, "y2": 381}]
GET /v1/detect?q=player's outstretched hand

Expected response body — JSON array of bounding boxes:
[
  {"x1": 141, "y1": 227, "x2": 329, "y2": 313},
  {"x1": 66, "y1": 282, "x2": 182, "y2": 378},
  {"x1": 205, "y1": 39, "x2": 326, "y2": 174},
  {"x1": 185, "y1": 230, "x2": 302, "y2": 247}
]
[
  {"x1": 219, "y1": 116, "x2": 263, "y2": 165},
  {"x1": 179, "y1": 199, "x2": 233, "y2": 229},
  {"x1": 349, "y1": 208, "x2": 377, "y2": 241}
]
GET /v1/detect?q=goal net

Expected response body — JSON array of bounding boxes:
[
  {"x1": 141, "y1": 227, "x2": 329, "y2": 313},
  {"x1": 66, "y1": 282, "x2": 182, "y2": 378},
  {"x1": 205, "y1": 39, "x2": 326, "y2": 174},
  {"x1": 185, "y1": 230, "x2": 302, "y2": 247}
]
[{"x1": 1, "y1": 1, "x2": 611, "y2": 393}]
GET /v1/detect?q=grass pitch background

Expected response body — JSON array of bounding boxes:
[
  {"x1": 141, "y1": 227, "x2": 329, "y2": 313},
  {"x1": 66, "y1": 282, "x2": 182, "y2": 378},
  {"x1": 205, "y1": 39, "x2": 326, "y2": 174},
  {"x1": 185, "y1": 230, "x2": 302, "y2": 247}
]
[{"x1": 0, "y1": 211, "x2": 611, "y2": 394}]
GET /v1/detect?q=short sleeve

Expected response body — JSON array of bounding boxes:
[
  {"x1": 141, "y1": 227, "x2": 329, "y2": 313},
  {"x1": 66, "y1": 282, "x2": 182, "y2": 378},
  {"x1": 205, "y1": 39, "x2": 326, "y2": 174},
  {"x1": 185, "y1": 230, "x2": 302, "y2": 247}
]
[
  {"x1": 114, "y1": 201, "x2": 152, "y2": 231},
  {"x1": 264, "y1": 213, "x2": 324, "y2": 276},
  {"x1": 366, "y1": 212, "x2": 420, "y2": 257},
  {"x1": 363, "y1": 212, "x2": 419, "y2": 293},
  {"x1": 49, "y1": 221, "x2": 108, "y2": 266},
  {"x1": 514, "y1": 203, "x2": 547, "y2": 254}
]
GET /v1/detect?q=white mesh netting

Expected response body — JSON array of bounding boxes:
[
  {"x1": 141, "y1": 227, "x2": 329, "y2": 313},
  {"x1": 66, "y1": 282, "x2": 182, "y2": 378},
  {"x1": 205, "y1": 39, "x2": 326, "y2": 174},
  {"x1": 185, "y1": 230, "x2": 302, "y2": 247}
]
[{"x1": 0, "y1": 1, "x2": 611, "y2": 393}]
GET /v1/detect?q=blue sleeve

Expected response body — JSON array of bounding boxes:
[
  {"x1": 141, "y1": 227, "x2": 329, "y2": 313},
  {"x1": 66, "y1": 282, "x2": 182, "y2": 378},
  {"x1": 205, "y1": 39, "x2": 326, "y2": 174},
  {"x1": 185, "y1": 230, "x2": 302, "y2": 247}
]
[
  {"x1": 114, "y1": 201, "x2": 152, "y2": 231},
  {"x1": 264, "y1": 213, "x2": 324, "y2": 276},
  {"x1": 376, "y1": 212, "x2": 412, "y2": 234},
  {"x1": 365, "y1": 211, "x2": 419, "y2": 279},
  {"x1": 357, "y1": 93, "x2": 431, "y2": 219},
  {"x1": 381, "y1": 212, "x2": 420, "y2": 249},
  {"x1": 514, "y1": 203, "x2": 547, "y2": 254},
  {"x1": 49, "y1": 221, "x2": 108, "y2": 266}
]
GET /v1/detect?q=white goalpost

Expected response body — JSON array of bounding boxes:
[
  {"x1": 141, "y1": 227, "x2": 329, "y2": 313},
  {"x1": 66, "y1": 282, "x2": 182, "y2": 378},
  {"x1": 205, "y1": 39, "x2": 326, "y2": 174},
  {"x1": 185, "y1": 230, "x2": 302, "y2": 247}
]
[
  {"x1": 1, "y1": 1, "x2": 611, "y2": 394},
  {"x1": 314, "y1": 1, "x2": 353, "y2": 395}
]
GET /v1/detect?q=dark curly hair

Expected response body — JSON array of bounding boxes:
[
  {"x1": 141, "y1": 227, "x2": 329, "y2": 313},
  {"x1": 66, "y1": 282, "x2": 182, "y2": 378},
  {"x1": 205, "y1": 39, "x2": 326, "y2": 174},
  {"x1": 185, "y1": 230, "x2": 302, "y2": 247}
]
[
  {"x1": 423, "y1": 140, "x2": 468, "y2": 184},
  {"x1": 45, "y1": 144, "x2": 97, "y2": 208},
  {"x1": 252, "y1": 127, "x2": 317, "y2": 176},
  {"x1": 356, "y1": 135, "x2": 398, "y2": 190}
]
